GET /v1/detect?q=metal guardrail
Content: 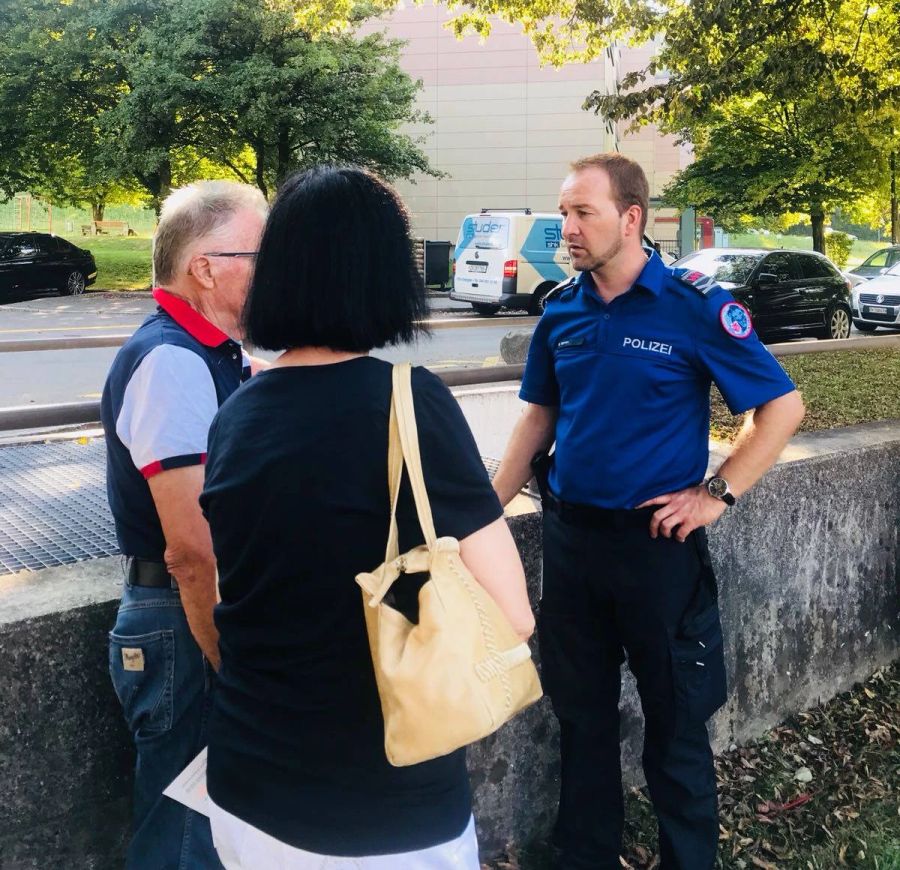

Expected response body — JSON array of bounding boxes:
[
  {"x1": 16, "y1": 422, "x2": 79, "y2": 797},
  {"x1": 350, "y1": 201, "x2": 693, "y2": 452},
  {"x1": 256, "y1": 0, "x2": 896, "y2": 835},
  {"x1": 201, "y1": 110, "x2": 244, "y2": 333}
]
[
  {"x1": 0, "y1": 316, "x2": 539, "y2": 355},
  {"x1": 0, "y1": 332, "x2": 897, "y2": 433}
]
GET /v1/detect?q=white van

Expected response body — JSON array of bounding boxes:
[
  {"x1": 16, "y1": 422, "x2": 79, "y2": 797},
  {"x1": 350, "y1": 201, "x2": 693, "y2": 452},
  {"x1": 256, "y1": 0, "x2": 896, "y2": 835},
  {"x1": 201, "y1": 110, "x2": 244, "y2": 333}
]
[
  {"x1": 450, "y1": 209, "x2": 573, "y2": 315},
  {"x1": 450, "y1": 208, "x2": 675, "y2": 315}
]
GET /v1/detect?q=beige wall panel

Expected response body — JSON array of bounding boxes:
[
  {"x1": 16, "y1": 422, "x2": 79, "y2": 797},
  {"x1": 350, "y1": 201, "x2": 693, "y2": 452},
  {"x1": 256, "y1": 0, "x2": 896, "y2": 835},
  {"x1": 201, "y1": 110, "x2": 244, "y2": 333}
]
[
  {"x1": 403, "y1": 53, "x2": 439, "y2": 72},
  {"x1": 436, "y1": 49, "x2": 529, "y2": 71},
  {"x1": 435, "y1": 129, "x2": 529, "y2": 149},
  {"x1": 401, "y1": 37, "x2": 440, "y2": 55},
  {"x1": 435, "y1": 66, "x2": 533, "y2": 86},
  {"x1": 525, "y1": 96, "x2": 596, "y2": 114},
  {"x1": 438, "y1": 180, "x2": 528, "y2": 198},
  {"x1": 527, "y1": 63, "x2": 608, "y2": 83},
  {"x1": 434, "y1": 82, "x2": 527, "y2": 101},
  {"x1": 397, "y1": 195, "x2": 439, "y2": 213},
  {"x1": 402, "y1": 179, "x2": 440, "y2": 196},
  {"x1": 525, "y1": 113, "x2": 610, "y2": 131},
  {"x1": 521, "y1": 80, "x2": 609, "y2": 99},
  {"x1": 438, "y1": 163, "x2": 529, "y2": 181},
  {"x1": 433, "y1": 146, "x2": 528, "y2": 164},
  {"x1": 526, "y1": 128, "x2": 611, "y2": 148},
  {"x1": 524, "y1": 178, "x2": 568, "y2": 197},
  {"x1": 526, "y1": 161, "x2": 576, "y2": 179},
  {"x1": 407, "y1": 194, "x2": 534, "y2": 213},
  {"x1": 436, "y1": 114, "x2": 527, "y2": 134},
  {"x1": 435, "y1": 97, "x2": 526, "y2": 117}
]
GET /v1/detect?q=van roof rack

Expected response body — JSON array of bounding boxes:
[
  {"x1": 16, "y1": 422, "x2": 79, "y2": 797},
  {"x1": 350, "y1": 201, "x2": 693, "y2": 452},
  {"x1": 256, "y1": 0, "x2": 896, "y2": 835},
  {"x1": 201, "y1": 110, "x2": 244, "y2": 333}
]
[{"x1": 480, "y1": 208, "x2": 532, "y2": 214}]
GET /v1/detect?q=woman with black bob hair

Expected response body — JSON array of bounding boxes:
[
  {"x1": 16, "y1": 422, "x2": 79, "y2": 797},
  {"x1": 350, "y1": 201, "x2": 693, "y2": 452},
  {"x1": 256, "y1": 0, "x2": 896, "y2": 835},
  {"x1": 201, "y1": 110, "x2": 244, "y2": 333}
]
[{"x1": 200, "y1": 165, "x2": 535, "y2": 869}]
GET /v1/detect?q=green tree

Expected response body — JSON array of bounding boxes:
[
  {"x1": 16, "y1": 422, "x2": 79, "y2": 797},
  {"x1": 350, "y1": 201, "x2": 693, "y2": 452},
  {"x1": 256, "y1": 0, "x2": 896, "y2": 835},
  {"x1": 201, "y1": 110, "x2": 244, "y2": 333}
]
[
  {"x1": 659, "y1": 95, "x2": 884, "y2": 251},
  {"x1": 157, "y1": 0, "x2": 436, "y2": 198},
  {"x1": 0, "y1": 0, "x2": 435, "y2": 214},
  {"x1": 435, "y1": 0, "x2": 900, "y2": 252}
]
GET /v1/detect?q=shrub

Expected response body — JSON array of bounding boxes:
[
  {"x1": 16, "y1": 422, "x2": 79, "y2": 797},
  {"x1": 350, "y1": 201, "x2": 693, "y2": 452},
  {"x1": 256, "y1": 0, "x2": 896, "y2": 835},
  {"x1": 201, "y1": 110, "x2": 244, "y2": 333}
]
[{"x1": 825, "y1": 231, "x2": 853, "y2": 268}]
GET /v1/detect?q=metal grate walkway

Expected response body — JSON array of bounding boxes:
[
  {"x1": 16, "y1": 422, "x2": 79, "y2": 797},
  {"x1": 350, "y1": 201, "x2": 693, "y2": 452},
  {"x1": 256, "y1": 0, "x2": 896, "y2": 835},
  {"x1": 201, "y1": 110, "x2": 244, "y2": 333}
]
[
  {"x1": 0, "y1": 437, "x2": 119, "y2": 575},
  {"x1": 0, "y1": 437, "x2": 502, "y2": 577}
]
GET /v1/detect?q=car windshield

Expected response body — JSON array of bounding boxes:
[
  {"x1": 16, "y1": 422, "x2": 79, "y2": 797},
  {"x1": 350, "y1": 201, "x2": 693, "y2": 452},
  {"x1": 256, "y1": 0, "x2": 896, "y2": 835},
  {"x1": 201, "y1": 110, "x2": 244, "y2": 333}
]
[{"x1": 673, "y1": 251, "x2": 763, "y2": 286}]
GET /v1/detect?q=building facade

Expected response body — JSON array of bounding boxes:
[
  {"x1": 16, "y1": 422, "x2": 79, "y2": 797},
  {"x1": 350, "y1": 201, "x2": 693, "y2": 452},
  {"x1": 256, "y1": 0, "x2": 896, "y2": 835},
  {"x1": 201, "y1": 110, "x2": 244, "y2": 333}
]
[{"x1": 365, "y1": 3, "x2": 619, "y2": 243}]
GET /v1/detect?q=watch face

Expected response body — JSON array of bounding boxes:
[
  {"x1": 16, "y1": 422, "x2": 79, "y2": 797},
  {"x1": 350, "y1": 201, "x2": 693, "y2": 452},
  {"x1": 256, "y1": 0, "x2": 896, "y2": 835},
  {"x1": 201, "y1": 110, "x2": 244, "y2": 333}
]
[{"x1": 708, "y1": 477, "x2": 728, "y2": 498}]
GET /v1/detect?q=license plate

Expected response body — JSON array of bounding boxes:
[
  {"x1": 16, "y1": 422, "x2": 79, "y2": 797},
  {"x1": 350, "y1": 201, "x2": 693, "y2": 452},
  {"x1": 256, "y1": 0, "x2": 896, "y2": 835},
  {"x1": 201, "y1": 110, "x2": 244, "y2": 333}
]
[
  {"x1": 866, "y1": 306, "x2": 888, "y2": 314},
  {"x1": 467, "y1": 262, "x2": 488, "y2": 273}
]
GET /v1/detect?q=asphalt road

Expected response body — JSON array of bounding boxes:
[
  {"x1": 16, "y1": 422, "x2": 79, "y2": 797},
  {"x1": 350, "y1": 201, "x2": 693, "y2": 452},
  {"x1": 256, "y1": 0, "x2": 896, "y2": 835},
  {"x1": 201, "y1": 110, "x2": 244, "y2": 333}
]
[{"x1": 0, "y1": 293, "x2": 528, "y2": 408}]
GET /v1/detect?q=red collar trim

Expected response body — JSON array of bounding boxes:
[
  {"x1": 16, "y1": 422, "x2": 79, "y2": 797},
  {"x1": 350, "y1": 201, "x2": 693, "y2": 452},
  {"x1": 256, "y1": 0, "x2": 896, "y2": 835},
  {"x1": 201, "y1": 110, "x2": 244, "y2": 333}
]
[{"x1": 152, "y1": 288, "x2": 231, "y2": 347}]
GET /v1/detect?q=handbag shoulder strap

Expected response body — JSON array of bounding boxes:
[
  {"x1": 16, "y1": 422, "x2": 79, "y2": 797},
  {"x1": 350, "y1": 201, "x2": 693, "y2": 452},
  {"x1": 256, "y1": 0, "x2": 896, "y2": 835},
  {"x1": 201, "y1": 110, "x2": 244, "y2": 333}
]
[
  {"x1": 392, "y1": 363, "x2": 437, "y2": 546},
  {"x1": 384, "y1": 388, "x2": 404, "y2": 563}
]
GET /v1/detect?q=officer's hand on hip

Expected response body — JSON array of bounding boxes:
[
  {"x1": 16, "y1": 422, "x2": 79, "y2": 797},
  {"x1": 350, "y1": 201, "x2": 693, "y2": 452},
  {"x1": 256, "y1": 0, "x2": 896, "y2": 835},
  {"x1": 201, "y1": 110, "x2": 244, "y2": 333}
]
[{"x1": 637, "y1": 485, "x2": 727, "y2": 542}]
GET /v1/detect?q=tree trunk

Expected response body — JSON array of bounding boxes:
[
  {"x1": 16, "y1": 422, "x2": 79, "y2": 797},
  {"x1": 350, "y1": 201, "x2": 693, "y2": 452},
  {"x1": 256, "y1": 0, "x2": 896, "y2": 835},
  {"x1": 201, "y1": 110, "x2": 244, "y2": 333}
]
[
  {"x1": 147, "y1": 160, "x2": 173, "y2": 217},
  {"x1": 810, "y1": 208, "x2": 825, "y2": 253},
  {"x1": 254, "y1": 143, "x2": 268, "y2": 199},
  {"x1": 276, "y1": 128, "x2": 291, "y2": 186},
  {"x1": 891, "y1": 152, "x2": 898, "y2": 245},
  {"x1": 91, "y1": 201, "x2": 105, "y2": 222}
]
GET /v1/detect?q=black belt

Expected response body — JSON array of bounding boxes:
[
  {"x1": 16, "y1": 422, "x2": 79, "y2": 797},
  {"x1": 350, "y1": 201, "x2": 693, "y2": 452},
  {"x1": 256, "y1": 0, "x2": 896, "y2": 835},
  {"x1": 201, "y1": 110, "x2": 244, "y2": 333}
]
[
  {"x1": 542, "y1": 490, "x2": 657, "y2": 529},
  {"x1": 128, "y1": 558, "x2": 177, "y2": 589}
]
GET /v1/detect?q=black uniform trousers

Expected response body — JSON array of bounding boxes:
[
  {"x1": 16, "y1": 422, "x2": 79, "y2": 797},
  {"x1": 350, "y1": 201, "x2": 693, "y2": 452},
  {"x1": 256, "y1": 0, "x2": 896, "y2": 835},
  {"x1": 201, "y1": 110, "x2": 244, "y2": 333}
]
[{"x1": 538, "y1": 499, "x2": 727, "y2": 870}]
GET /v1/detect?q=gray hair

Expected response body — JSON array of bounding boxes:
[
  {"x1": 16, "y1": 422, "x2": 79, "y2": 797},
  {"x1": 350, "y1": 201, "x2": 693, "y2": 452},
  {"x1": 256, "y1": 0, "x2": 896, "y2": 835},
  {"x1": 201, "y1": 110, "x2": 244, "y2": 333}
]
[{"x1": 152, "y1": 181, "x2": 268, "y2": 285}]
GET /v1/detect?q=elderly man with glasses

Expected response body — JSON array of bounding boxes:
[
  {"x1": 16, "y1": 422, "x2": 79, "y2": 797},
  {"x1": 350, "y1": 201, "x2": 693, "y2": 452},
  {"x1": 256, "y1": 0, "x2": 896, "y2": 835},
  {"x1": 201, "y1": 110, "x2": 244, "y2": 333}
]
[{"x1": 100, "y1": 181, "x2": 267, "y2": 869}]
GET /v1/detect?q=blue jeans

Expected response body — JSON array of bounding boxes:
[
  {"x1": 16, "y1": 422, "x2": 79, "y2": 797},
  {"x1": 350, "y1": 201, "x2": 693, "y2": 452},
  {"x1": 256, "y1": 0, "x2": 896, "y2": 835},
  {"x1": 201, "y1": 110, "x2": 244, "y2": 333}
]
[{"x1": 109, "y1": 574, "x2": 224, "y2": 870}]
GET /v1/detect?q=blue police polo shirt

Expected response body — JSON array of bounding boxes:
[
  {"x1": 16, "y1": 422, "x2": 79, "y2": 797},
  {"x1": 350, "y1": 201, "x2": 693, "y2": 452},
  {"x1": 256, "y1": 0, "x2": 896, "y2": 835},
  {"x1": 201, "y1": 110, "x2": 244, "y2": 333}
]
[
  {"x1": 520, "y1": 250, "x2": 796, "y2": 509},
  {"x1": 101, "y1": 288, "x2": 251, "y2": 561}
]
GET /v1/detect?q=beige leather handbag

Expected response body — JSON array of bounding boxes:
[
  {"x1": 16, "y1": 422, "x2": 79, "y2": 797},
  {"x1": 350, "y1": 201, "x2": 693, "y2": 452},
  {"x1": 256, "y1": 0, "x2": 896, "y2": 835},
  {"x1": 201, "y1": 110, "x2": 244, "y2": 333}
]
[{"x1": 355, "y1": 363, "x2": 542, "y2": 767}]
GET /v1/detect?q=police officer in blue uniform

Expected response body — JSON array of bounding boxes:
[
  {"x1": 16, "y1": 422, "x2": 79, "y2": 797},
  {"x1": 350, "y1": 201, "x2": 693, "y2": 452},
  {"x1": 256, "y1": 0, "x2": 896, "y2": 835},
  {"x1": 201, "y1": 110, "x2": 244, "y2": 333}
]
[{"x1": 492, "y1": 153, "x2": 806, "y2": 869}]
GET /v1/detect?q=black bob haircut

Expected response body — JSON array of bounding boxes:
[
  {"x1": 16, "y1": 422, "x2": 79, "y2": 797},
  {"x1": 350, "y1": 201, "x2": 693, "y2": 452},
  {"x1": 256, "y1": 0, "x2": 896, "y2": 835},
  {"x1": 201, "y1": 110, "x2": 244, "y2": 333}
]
[{"x1": 244, "y1": 165, "x2": 429, "y2": 352}]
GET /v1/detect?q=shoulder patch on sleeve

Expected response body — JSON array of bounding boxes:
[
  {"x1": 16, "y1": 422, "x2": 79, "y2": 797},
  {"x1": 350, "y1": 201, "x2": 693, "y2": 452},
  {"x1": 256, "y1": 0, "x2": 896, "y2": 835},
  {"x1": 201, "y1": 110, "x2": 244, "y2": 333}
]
[
  {"x1": 672, "y1": 267, "x2": 722, "y2": 297},
  {"x1": 542, "y1": 275, "x2": 578, "y2": 307},
  {"x1": 718, "y1": 301, "x2": 754, "y2": 339}
]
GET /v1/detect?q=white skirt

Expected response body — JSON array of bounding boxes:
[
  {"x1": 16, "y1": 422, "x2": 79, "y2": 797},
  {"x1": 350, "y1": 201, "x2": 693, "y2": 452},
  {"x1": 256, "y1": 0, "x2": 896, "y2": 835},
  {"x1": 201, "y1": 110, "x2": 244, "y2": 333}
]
[{"x1": 208, "y1": 798, "x2": 480, "y2": 870}]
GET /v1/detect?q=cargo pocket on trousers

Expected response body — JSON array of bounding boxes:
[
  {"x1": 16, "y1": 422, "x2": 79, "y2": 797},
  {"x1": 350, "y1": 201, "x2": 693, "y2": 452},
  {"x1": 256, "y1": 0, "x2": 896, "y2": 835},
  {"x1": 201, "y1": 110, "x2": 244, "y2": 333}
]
[
  {"x1": 109, "y1": 629, "x2": 175, "y2": 738},
  {"x1": 670, "y1": 603, "x2": 727, "y2": 732}
]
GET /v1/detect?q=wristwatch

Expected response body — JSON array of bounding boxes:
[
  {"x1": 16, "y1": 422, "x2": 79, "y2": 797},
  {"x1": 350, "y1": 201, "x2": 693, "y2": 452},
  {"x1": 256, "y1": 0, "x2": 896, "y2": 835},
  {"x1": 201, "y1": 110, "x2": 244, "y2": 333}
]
[{"x1": 706, "y1": 476, "x2": 736, "y2": 506}]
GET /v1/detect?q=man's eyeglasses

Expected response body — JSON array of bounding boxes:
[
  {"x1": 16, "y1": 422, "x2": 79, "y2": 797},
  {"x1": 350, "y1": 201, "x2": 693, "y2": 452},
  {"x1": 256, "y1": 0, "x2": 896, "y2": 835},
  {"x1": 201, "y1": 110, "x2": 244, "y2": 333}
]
[{"x1": 202, "y1": 251, "x2": 258, "y2": 258}]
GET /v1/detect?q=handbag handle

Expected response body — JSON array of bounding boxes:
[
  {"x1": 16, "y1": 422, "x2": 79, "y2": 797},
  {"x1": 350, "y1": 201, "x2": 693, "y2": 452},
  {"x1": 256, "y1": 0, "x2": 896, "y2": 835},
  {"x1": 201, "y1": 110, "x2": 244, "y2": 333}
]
[{"x1": 383, "y1": 364, "x2": 437, "y2": 565}]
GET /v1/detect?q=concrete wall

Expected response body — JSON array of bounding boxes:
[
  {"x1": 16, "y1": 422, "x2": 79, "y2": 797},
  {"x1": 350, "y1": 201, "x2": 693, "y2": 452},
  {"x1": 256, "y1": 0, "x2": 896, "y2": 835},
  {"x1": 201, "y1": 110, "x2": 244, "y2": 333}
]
[{"x1": 1, "y1": 424, "x2": 897, "y2": 866}]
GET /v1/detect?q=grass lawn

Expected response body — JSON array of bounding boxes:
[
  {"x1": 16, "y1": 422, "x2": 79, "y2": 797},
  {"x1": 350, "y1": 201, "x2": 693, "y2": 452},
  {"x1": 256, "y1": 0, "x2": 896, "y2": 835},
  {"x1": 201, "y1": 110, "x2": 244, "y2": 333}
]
[
  {"x1": 65, "y1": 234, "x2": 153, "y2": 291},
  {"x1": 710, "y1": 348, "x2": 900, "y2": 442},
  {"x1": 728, "y1": 234, "x2": 887, "y2": 267},
  {"x1": 484, "y1": 664, "x2": 900, "y2": 870},
  {"x1": 73, "y1": 232, "x2": 893, "y2": 290}
]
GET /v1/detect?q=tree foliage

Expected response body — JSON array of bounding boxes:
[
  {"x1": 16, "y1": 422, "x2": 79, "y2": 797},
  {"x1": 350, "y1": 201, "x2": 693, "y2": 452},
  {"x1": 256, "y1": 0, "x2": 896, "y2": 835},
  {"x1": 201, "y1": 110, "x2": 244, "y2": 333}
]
[
  {"x1": 0, "y1": 0, "x2": 436, "y2": 213},
  {"x1": 437, "y1": 0, "x2": 900, "y2": 250}
]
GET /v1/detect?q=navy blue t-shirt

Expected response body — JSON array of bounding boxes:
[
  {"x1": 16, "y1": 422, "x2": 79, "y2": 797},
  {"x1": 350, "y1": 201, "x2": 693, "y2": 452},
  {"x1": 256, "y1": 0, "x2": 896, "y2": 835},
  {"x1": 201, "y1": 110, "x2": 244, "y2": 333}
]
[
  {"x1": 521, "y1": 251, "x2": 796, "y2": 509},
  {"x1": 200, "y1": 357, "x2": 503, "y2": 856}
]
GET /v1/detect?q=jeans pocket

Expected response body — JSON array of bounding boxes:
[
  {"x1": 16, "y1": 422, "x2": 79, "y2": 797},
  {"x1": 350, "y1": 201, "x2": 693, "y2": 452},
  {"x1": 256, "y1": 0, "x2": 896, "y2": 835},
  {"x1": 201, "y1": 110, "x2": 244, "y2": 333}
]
[
  {"x1": 109, "y1": 629, "x2": 175, "y2": 738},
  {"x1": 670, "y1": 602, "x2": 727, "y2": 732}
]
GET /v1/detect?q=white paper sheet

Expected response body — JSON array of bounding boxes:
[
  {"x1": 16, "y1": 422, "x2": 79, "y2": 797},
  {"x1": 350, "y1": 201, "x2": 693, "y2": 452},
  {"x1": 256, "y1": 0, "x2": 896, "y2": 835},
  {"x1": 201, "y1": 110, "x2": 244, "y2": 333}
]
[{"x1": 163, "y1": 746, "x2": 210, "y2": 817}]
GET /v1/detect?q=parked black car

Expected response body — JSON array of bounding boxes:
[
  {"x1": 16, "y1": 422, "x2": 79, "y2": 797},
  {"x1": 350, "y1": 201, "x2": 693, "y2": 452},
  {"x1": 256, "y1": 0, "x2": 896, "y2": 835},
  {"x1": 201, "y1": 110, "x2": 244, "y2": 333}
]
[
  {"x1": 672, "y1": 248, "x2": 852, "y2": 341},
  {"x1": 0, "y1": 232, "x2": 98, "y2": 302}
]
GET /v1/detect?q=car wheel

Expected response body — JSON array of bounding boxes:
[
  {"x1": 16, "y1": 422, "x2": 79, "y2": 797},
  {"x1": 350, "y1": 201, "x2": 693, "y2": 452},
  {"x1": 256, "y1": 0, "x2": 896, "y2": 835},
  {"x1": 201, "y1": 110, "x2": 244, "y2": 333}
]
[
  {"x1": 471, "y1": 302, "x2": 500, "y2": 316},
  {"x1": 852, "y1": 320, "x2": 878, "y2": 333},
  {"x1": 65, "y1": 271, "x2": 86, "y2": 296},
  {"x1": 818, "y1": 305, "x2": 851, "y2": 340},
  {"x1": 529, "y1": 282, "x2": 557, "y2": 315}
]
